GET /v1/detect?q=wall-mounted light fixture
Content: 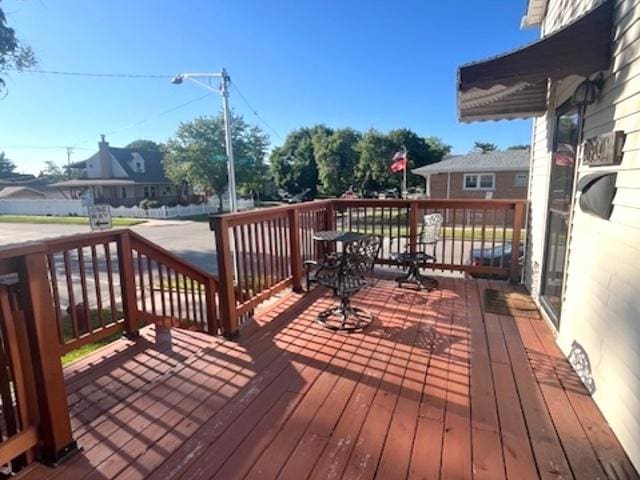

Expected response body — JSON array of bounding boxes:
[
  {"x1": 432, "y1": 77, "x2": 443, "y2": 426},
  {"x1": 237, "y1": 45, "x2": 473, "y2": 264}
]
[{"x1": 571, "y1": 74, "x2": 604, "y2": 107}]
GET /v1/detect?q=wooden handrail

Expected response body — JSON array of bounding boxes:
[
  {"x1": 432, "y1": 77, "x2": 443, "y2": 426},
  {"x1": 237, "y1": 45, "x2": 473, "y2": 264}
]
[
  {"x1": 211, "y1": 198, "x2": 528, "y2": 336},
  {"x1": 128, "y1": 231, "x2": 214, "y2": 283}
]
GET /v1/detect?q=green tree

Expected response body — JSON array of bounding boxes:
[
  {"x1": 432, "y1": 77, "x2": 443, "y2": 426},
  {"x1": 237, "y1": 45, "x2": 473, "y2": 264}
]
[
  {"x1": 0, "y1": 3, "x2": 36, "y2": 96},
  {"x1": 0, "y1": 152, "x2": 16, "y2": 177},
  {"x1": 270, "y1": 127, "x2": 319, "y2": 195},
  {"x1": 354, "y1": 129, "x2": 395, "y2": 191},
  {"x1": 163, "y1": 113, "x2": 269, "y2": 210},
  {"x1": 313, "y1": 127, "x2": 361, "y2": 196},
  {"x1": 387, "y1": 130, "x2": 450, "y2": 187},
  {"x1": 125, "y1": 139, "x2": 164, "y2": 153},
  {"x1": 40, "y1": 160, "x2": 65, "y2": 180},
  {"x1": 473, "y1": 141, "x2": 498, "y2": 153}
]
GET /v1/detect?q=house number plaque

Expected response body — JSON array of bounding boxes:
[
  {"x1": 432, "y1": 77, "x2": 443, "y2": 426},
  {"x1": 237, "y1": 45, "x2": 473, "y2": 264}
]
[{"x1": 582, "y1": 131, "x2": 625, "y2": 166}]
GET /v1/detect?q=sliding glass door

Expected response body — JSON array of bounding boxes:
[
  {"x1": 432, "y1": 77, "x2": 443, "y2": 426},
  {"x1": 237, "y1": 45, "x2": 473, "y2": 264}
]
[{"x1": 540, "y1": 102, "x2": 581, "y2": 327}]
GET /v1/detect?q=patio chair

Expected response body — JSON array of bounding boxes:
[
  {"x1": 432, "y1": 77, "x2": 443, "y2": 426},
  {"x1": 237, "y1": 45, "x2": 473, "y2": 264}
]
[
  {"x1": 315, "y1": 235, "x2": 381, "y2": 331},
  {"x1": 391, "y1": 212, "x2": 443, "y2": 290}
]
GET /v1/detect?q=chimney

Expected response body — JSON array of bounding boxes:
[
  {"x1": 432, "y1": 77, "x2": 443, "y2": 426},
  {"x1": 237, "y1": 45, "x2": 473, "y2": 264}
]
[{"x1": 98, "y1": 134, "x2": 112, "y2": 178}]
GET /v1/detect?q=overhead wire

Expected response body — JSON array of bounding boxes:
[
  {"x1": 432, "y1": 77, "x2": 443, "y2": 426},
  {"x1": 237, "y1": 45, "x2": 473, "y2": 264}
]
[{"x1": 230, "y1": 81, "x2": 283, "y2": 141}]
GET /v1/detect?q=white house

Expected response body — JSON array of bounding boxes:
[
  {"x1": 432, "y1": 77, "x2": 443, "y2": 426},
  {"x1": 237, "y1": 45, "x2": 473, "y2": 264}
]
[{"x1": 457, "y1": 0, "x2": 640, "y2": 470}]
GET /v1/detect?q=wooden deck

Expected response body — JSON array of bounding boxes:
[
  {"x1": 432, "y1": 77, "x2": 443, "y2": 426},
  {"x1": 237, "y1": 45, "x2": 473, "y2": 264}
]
[{"x1": 18, "y1": 277, "x2": 637, "y2": 480}]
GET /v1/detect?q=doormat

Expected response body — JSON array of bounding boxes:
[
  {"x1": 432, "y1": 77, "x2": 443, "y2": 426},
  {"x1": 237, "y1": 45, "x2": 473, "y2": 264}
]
[{"x1": 484, "y1": 289, "x2": 540, "y2": 319}]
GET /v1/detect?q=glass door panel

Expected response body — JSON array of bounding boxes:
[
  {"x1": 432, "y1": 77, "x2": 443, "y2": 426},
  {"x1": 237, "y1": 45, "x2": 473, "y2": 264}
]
[{"x1": 540, "y1": 104, "x2": 581, "y2": 326}]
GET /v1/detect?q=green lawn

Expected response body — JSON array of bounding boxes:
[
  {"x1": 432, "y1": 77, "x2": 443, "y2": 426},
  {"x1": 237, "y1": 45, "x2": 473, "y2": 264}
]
[
  {"x1": 343, "y1": 225, "x2": 526, "y2": 242},
  {"x1": 61, "y1": 332, "x2": 123, "y2": 365},
  {"x1": 60, "y1": 308, "x2": 124, "y2": 366},
  {"x1": 0, "y1": 215, "x2": 145, "y2": 226}
]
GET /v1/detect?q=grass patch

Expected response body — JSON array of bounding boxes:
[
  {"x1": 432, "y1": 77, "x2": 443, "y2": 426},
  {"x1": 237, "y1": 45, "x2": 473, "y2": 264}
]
[
  {"x1": 61, "y1": 332, "x2": 123, "y2": 365},
  {"x1": 60, "y1": 308, "x2": 124, "y2": 366},
  {"x1": 0, "y1": 215, "x2": 145, "y2": 226},
  {"x1": 344, "y1": 225, "x2": 526, "y2": 242}
]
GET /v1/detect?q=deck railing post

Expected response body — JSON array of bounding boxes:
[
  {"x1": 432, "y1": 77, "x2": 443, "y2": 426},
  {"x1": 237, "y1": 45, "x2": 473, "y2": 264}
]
[
  {"x1": 321, "y1": 201, "x2": 337, "y2": 258},
  {"x1": 210, "y1": 215, "x2": 238, "y2": 338},
  {"x1": 510, "y1": 201, "x2": 525, "y2": 283},
  {"x1": 117, "y1": 231, "x2": 139, "y2": 337},
  {"x1": 205, "y1": 277, "x2": 218, "y2": 336},
  {"x1": 18, "y1": 250, "x2": 78, "y2": 465},
  {"x1": 409, "y1": 200, "x2": 419, "y2": 255},
  {"x1": 288, "y1": 207, "x2": 303, "y2": 293},
  {"x1": 326, "y1": 201, "x2": 336, "y2": 231}
]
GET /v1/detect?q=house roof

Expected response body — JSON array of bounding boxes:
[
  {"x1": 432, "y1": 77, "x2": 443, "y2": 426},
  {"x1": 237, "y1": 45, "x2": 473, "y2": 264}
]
[
  {"x1": 109, "y1": 147, "x2": 170, "y2": 183},
  {"x1": 50, "y1": 179, "x2": 136, "y2": 188},
  {"x1": 0, "y1": 186, "x2": 47, "y2": 198},
  {"x1": 412, "y1": 150, "x2": 530, "y2": 175},
  {"x1": 521, "y1": 0, "x2": 548, "y2": 28},
  {"x1": 70, "y1": 146, "x2": 171, "y2": 184}
]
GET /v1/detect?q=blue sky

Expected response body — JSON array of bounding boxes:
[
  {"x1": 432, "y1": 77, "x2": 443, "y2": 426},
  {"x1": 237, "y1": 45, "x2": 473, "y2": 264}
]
[{"x1": 1, "y1": 0, "x2": 539, "y2": 174}]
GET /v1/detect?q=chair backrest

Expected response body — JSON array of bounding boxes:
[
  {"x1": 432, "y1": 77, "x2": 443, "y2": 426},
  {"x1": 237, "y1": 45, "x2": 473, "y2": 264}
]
[
  {"x1": 419, "y1": 213, "x2": 444, "y2": 245},
  {"x1": 340, "y1": 235, "x2": 381, "y2": 279}
]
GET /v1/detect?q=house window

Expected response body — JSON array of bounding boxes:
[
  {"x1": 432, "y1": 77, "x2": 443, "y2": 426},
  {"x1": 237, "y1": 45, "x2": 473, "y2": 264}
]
[
  {"x1": 150, "y1": 186, "x2": 156, "y2": 198},
  {"x1": 514, "y1": 172, "x2": 528, "y2": 188},
  {"x1": 463, "y1": 173, "x2": 495, "y2": 190},
  {"x1": 144, "y1": 186, "x2": 149, "y2": 198},
  {"x1": 121, "y1": 187, "x2": 127, "y2": 198}
]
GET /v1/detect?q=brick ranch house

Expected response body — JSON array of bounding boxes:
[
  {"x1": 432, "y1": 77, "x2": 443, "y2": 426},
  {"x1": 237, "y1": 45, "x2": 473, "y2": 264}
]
[
  {"x1": 51, "y1": 136, "x2": 191, "y2": 207},
  {"x1": 412, "y1": 149, "x2": 530, "y2": 199}
]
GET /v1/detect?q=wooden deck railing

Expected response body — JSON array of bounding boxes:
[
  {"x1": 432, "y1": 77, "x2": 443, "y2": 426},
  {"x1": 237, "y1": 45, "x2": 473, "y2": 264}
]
[
  {"x1": 0, "y1": 229, "x2": 221, "y2": 473},
  {"x1": 0, "y1": 197, "x2": 525, "y2": 472},
  {"x1": 210, "y1": 198, "x2": 526, "y2": 337}
]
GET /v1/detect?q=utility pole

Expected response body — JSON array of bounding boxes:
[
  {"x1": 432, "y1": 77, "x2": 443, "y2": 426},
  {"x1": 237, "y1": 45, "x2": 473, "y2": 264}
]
[
  {"x1": 171, "y1": 69, "x2": 238, "y2": 213},
  {"x1": 66, "y1": 147, "x2": 73, "y2": 179},
  {"x1": 220, "y1": 69, "x2": 237, "y2": 213}
]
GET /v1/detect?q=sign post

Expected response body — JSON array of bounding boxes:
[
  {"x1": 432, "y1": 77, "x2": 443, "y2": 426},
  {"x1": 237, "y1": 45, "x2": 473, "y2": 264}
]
[{"x1": 88, "y1": 205, "x2": 112, "y2": 231}]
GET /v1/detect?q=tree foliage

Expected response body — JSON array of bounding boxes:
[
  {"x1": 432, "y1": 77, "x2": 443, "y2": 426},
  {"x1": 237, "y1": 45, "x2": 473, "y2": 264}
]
[
  {"x1": 0, "y1": 3, "x2": 36, "y2": 96},
  {"x1": 125, "y1": 139, "x2": 164, "y2": 153},
  {"x1": 0, "y1": 152, "x2": 16, "y2": 177},
  {"x1": 507, "y1": 144, "x2": 530, "y2": 150},
  {"x1": 163, "y1": 113, "x2": 269, "y2": 209},
  {"x1": 271, "y1": 126, "x2": 451, "y2": 195},
  {"x1": 40, "y1": 160, "x2": 65, "y2": 180},
  {"x1": 270, "y1": 127, "x2": 319, "y2": 196},
  {"x1": 473, "y1": 141, "x2": 498, "y2": 153}
]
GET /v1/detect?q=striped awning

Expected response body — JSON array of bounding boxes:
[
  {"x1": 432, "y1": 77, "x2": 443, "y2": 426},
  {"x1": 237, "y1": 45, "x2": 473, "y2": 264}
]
[{"x1": 457, "y1": 0, "x2": 614, "y2": 123}]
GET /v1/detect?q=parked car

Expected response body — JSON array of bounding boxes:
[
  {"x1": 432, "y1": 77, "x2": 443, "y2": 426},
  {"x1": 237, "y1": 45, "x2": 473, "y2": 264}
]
[
  {"x1": 469, "y1": 242, "x2": 524, "y2": 270},
  {"x1": 360, "y1": 189, "x2": 379, "y2": 199},
  {"x1": 384, "y1": 188, "x2": 400, "y2": 199},
  {"x1": 287, "y1": 188, "x2": 312, "y2": 204}
]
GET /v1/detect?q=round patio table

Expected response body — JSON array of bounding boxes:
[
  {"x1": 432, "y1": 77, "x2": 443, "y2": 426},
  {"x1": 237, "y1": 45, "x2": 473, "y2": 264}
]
[{"x1": 312, "y1": 230, "x2": 368, "y2": 243}]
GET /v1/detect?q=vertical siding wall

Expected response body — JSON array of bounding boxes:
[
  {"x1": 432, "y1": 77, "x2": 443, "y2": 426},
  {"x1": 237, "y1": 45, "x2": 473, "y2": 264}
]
[{"x1": 526, "y1": 0, "x2": 640, "y2": 469}]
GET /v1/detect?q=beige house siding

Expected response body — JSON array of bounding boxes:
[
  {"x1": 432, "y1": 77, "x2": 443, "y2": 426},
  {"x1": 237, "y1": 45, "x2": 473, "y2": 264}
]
[{"x1": 525, "y1": 0, "x2": 640, "y2": 469}]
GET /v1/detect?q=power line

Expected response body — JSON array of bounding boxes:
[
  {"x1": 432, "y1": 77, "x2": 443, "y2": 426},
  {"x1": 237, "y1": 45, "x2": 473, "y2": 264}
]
[
  {"x1": 0, "y1": 145, "x2": 91, "y2": 150},
  {"x1": 3, "y1": 92, "x2": 213, "y2": 155},
  {"x1": 88, "y1": 92, "x2": 213, "y2": 142},
  {"x1": 230, "y1": 81, "x2": 283, "y2": 141},
  {"x1": 15, "y1": 68, "x2": 173, "y2": 79}
]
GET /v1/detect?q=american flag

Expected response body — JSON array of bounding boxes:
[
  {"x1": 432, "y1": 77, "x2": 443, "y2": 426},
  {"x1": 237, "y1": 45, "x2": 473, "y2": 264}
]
[{"x1": 390, "y1": 149, "x2": 408, "y2": 172}]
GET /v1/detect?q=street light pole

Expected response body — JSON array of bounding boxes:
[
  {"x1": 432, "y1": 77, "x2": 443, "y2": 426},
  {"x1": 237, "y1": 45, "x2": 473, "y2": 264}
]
[
  {"x1": 171, "y1": 69, "x2": 238, "y2": 213},
  {"x1": 219, "y1": 69, "x2": 237, "y2": 213}
]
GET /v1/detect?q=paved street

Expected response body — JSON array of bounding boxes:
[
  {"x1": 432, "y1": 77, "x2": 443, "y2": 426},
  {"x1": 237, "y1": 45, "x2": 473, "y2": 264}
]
[{"x1": 0, "y1": 220, "x2": 219, "y2": 274}]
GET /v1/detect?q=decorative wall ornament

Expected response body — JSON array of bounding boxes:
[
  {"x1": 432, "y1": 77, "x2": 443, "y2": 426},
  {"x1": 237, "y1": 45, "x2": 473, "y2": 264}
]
[{"x1": 568, "y1": 340, "x2": 596, "y2": 395}]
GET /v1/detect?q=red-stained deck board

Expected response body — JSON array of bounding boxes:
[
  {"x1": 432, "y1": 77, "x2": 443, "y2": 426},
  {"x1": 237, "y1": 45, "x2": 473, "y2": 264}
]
[{"x1": 16, "y1": 277, "x2": 638, "y2": 480}]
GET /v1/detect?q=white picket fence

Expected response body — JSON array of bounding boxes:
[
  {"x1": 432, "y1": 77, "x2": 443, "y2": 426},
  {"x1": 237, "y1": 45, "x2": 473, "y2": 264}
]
[{"x1": 0, "y1": 198, "x2": 255, "y2": 218}]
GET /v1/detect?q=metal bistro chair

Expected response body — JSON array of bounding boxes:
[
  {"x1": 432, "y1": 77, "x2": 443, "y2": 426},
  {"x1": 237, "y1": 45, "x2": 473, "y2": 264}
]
[
  {"x1": 315, "y1": 235, "x2": 381, "y2": 332},
  {"x1": 392, "y1": 212, "x2": 443, "y2": 290}
]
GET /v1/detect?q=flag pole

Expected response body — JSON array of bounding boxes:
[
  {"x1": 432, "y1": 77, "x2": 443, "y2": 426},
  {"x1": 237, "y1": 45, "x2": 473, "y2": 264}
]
[{"x1": 403, "y1": 147, "x2": 407, "y2": 199}]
